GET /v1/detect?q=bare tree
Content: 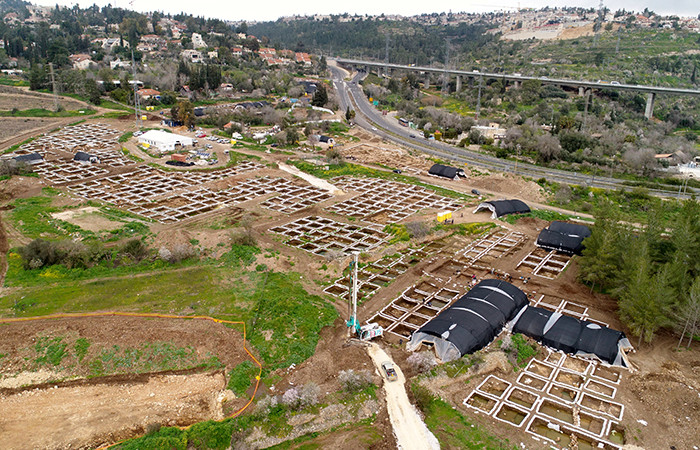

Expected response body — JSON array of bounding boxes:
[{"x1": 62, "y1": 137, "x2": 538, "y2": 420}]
[{"x1": 537, "y1": 134, "x2": 562, "y2": 162}]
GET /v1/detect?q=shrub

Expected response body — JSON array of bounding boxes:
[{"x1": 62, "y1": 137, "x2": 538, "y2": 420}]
[
  {"x1": 405, "y1": 221, "x2": 431, "y2": 239},
  {"x1": 338, "y1": 369, "x2": 373, "y2": 393},
  {"x1": 406, "y1": 352, "x2": 437, "y2": 373},
  {"x1": 121, "y1": 239, "x2": 149, "y2": 261},
  {"x1": 17, "y1": 239, "x2": 60, "y2": 270},
  {"x1": 255, "y1": 394, "x2": 279, "y2": 415},
  {"x1": 281, "y1": 383, "x2": 320, "y2": 410}
]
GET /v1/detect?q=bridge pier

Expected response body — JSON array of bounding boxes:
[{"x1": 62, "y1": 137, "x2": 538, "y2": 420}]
[
  {"x1": 583, "y1": 88, "x2": 592, "y2": 114},
  {"x1": 424, "y1": 74, "x2": 430, "y2": 89},
  {"x1": 455, "y1": 75, "x2": 462, "y2": 92},
  {"x1": 645, "y1": 92, "x2": 656, "y2": 119},
  {"x1": 513, "y1": 80, "x2": 521, "y2": 89},
  {"x1": 579, "y1": 86, "x2": 585, "y2": 97}
]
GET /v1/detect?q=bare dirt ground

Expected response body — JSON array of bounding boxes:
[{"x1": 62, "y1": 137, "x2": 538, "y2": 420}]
[
  {"x1": 0, "y1": 315, "x2": 251, "y2": 381},
  {"x1": 367, "y1": 343, "x2": 439, "y2": 450},
  {"x1": 0, "y1": 117, "x2": 73, "y2": 149},
  {"x1": 0, "y1": 315, "x2": 254, "y2": 448},
  {"x1": 0, "y1": 371, "x2": 226, "y2": 450},
  {"x1": 0, "y1": 85, "x2": 88, "y2": 111},
  {"x1": 50, "y1": 206, "x2": 138, "y2": 232}
]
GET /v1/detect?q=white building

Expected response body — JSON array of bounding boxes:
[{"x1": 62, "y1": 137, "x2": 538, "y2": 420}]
[
  {"x1": 137, "y1": 130, "x2": 194, "y2": 152},
  {"x1": 192, "y1": 33, "x2": 207, "y2": 49}
]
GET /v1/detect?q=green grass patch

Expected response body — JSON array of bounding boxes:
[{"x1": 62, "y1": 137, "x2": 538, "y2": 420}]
[
  {"x1": 434, "y1": 222, "x2": 495, "y2": 235},
  {"x1": 121, "y1": 146, "x2": 144, "y2": 162},
  {"x1": 118, "y1": 131, "x2": 133, "y2": 143},
  {"x1": 87, "y1": 342, "x2": 222, "y2": 377},
  {"x1": 499, "y1": 209, "x2": 572, "y2": 225},
  {"x1": 0, "y1": 108, "x2": 97, "y2": 117},
  {"x1": 74, "y1": 337, "x2": 90, "y2": 362},
  {"x1": 100, "y1": 111, "x2": 131, "y2": 119},
  {"x1": 3, "y1": 136, "x2": 36, "y2": 154},
  {"x1": 227, "y1": 360, "x2": 258, "y2": 395},
  {"x1": 34, "y1": 335, "x2": 68, "y2": 367},
  {"x1": 0, "y1": 76, "x2": 30, "y2": 87},
  {"x1": 290, "y1": 160, "x2": 471, "y2": 201},
  {"x1": 100, "y1": 99, "x2": 131, "y2": 111},
  {"x1": 383, "y1": 223, "x2": 410, "y2": 243},
  {"x1": 510, "y1": 333, "x2": 537, "y2": 367}
]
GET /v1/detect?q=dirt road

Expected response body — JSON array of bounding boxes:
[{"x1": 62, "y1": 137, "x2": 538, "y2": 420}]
[{"x1": 367, "y1": 343, "x2": 440, "y2": 450}]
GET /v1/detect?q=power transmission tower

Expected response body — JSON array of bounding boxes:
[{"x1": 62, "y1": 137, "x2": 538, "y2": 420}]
[
  {"x1": 615, "y1": 26, "x2": 622, "y2": 54},
  {"x1": 48, "y1": 62, "x2": 59, "y2": 112},
  {"x1": 442, "y1": 37, "x2": 451, "y2": 93},
  {"x1": 131, "y1": 49, "x2": 141, "y2": 129}
]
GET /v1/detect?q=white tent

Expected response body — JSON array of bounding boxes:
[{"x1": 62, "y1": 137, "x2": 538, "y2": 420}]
[{"x1": 137, "y1": 129, "x2": 194, "y2": 152}]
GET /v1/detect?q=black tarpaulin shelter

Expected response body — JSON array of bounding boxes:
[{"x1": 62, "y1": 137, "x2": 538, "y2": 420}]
[
  {"x1": 510, "y1": 306, "x2": 631, "y2": 367},
  {"x1": 536, "y1": 221, "x2": 591, "y2": 255},
  {"x1": 547, "y1": 221, "x2": 591, "y2": 238},
  {"x1": 12, "y1": 153, "x2": 43, "y2": 165},
  {"x1": 428, "y1": 163, "x2": 464, "y2": 179},
  {"x1": 473, "y1": 199, "x2": 530, "y2": 219},
  {"x1": 407, "y1": 279, "x2": 529, "y2": 362}
]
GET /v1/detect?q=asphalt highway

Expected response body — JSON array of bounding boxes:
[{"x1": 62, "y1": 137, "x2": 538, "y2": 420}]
[{"x1": 329, "y1": 64, "x2": 696, "y2": 199}]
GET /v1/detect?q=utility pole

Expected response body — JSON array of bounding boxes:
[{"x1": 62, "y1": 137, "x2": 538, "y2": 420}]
[
  {"x1": 48, "y1": 62, "x2": 59, "y2": 112},
  {"x1": 131, "y1": 49, "x2": 141, "y2": 129}
]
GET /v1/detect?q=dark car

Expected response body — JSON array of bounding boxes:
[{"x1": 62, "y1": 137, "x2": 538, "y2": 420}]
[{"x1": 392, "y1": 169, "x2": 402, "y2": 174}]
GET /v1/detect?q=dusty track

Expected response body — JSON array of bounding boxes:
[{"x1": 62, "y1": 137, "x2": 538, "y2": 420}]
[{"x1": 367, "y1": 343, "x2": 439, "y2": 450}]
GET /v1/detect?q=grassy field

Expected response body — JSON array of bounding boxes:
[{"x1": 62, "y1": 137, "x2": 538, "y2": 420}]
[
  {"x1": 0, "y1": 108, "x2": 97, "y2": 117},
  {"x1": 2, "y1": 243, "x2": 337, "y2": 371}
]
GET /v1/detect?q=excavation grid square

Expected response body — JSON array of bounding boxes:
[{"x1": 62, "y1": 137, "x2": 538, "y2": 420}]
[
  {"x1": 270, "y1": 216, "x2": 388, "y2": 256},
  {"x1": 327, "y1": 176, "x2": 461, "y2": 223},
  {"x1": 323, "y1": 246, "x2": 426, "y2": 301},
  {"x1": 463, "y1": 352, "x2": 625, "y2": 448}
]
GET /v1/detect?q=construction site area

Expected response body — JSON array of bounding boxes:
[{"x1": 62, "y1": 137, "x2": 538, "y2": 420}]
[{"x1": 1, "y1": 115, "x2": 699, "y2": 450}]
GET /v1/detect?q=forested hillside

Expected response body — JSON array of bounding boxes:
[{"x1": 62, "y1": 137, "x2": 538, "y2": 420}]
[{"x1": 250, "y1": 17, "x2": 495, "y2": 65}]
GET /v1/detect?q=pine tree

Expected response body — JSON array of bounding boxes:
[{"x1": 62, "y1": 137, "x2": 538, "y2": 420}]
[{"x1": 311, "y1": 84, "x2": 328, "y2": 107}]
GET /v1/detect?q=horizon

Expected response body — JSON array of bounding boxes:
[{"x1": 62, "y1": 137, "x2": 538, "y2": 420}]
[{"x1": 28, "y1": 0, "x2": 700, "y2": 23}]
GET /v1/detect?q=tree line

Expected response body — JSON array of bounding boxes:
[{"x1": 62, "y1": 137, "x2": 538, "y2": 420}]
[{"x1": 578, "y1": 198, "x2": 700, "y2": 347}]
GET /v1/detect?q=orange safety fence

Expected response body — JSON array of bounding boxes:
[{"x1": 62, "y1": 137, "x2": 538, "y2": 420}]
[{"x1": 0, "y1": 311, "x2": 263, "y2": 447}]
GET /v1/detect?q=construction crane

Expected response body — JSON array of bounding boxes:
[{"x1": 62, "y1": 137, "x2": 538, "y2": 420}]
[{"x1": 346, "y1": 252, "x2": 383, "y2": 341}]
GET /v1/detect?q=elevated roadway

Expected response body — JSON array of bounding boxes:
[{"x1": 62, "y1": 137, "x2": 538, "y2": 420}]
[{"x1": 336, "y1": 58, "x2": 700, "y2": 119}]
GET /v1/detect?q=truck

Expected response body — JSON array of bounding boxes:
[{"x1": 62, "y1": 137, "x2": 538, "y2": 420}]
[{"x1": 381, "y1": 361, "x2": 398, "y2": 382}]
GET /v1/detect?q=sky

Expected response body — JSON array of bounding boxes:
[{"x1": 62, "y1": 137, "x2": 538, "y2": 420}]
[{"x1": 33, "y1": 0, "x2": 700, "y2": 23}]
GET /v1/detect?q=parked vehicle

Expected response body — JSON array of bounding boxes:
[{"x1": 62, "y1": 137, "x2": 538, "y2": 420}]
[{"x1": 381, "y1": 361, "x2": 398, "y2": 381}]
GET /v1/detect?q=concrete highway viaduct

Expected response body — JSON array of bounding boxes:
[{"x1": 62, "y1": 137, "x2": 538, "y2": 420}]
[{"x1": 336, "y1": 58, "x2": 700, "y2": 120}]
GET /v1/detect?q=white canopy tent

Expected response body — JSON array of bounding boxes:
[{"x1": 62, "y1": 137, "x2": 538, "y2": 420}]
[{"x1": 137, "y1": 129, "x2": 194, "y2": 152}]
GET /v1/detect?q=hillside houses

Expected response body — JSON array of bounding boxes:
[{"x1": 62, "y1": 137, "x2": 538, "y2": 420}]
[{"x1": 69, "y1": 54, "x2": 93, "y2": 70}]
